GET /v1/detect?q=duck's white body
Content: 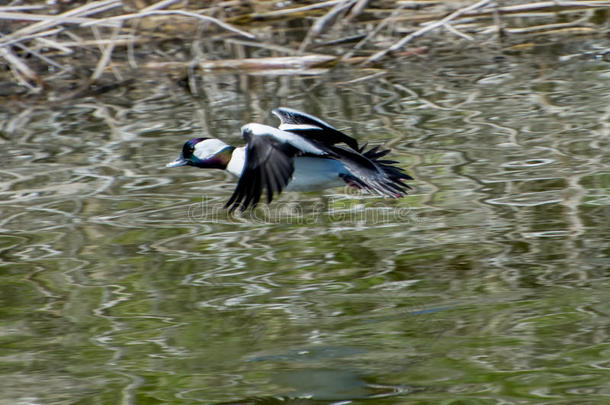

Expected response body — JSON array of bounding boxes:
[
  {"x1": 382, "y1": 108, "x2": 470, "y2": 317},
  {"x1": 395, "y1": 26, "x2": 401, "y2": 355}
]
[
  {"x1": 226, "y1": 148, "x2": 347, "y2": 191},
  {"x1": 289, "y1": 157, "x2": 348, "y2": 191},
  {"x1": 167, "y1": 107, "x2": 411, "y2": 211}
]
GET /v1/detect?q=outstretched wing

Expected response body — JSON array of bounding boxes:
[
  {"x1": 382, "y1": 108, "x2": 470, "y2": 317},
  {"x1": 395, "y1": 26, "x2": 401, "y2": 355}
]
[
  {"x1": 225, "y1": 123, "x2": 325, "y2": 212},
  {"x1": 332, "y1": 144, "x2": 412, "y2": 198},
  {"x1": 272, "y1": 107, "x2": 359, "y2": 151}
]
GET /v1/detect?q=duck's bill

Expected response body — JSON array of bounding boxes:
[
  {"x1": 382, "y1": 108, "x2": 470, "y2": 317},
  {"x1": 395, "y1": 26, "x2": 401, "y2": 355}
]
[{"x1": 166, "y1": 157, "x2": 188, "y2": 168}]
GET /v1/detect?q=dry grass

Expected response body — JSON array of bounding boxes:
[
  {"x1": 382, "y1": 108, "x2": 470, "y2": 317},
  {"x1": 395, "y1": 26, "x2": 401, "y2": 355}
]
[{"x1": 0, "y1": 0, "x2": 608, "y2": 98}]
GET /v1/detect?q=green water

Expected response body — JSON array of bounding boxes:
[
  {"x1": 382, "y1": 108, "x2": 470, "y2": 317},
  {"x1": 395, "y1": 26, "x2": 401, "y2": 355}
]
[{"x1": 1, "y1": 47, "x2": 609, "y2": 404}]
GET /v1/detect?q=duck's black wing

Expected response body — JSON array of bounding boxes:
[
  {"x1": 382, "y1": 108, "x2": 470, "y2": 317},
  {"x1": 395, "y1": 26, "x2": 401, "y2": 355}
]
[
  {"x1": 273, "y1": 107, "x2": 411, "y2": 198},
  {"x1": 225, "y1": 123, "x2": 326, "y2": 212},
  {"x1": 272, "y1": 107, "x2": 359, "y2": 151},
  {"x1": 331, "y1": 144, "x2": 413, "y2": 198}
]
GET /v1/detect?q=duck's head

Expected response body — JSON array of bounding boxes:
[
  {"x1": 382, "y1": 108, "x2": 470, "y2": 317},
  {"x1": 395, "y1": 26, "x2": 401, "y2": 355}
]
[{"x1": 166, "y1": 138, "x2": 235, "y2": 170}]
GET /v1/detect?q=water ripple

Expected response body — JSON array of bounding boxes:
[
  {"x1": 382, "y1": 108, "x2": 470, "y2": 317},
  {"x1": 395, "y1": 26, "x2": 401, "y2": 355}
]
[{"x1": 1, "y1": 53, "x2": 609, "y2": 404}]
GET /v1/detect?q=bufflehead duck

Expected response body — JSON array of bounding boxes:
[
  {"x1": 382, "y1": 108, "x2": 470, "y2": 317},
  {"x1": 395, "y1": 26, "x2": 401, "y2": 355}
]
[{"x1": 167, "y1": 107, "x2": 412, "y2": 211}]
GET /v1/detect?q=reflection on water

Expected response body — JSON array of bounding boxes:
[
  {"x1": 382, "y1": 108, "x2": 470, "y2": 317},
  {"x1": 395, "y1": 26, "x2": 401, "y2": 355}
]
[{"x1": 1, "y1": 47, "x2": 609, "y2": 404}]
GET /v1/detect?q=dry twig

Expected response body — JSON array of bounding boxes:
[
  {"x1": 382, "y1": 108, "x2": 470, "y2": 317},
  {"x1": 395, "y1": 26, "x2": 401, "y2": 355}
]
[
  {"x1": 81, "y1": 9, "x2": 256, "y2": 39},
  {"x1": 366, "y1": 0, "x2": 494, "y2": 64},
  {"x1": 299, "y1": 0, "x2": 357, "y2": 51}
]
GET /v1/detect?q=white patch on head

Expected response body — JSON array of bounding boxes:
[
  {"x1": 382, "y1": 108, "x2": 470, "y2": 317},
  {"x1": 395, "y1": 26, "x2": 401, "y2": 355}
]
[
  {"x1": 193, "y1": 138, "x2": 230, "y2": 160},
  {"x1": 242, "y1": 123, "x2": 325, "y2": 155}
]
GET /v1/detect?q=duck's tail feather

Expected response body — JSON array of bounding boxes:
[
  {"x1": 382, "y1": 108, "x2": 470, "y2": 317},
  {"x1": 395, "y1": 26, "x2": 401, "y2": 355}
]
[
  {"x1": 363, "y1": 144, "x2": 412, "y2": 195},
  {"x1": 335, "y1": 144, "x2": 412, "y2": 198}
]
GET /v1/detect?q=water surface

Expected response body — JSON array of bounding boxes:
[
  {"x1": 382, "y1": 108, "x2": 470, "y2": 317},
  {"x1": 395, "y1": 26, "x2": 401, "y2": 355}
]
[{"x1": 1, "y1": 45, "x2": 609, "y2": 404}]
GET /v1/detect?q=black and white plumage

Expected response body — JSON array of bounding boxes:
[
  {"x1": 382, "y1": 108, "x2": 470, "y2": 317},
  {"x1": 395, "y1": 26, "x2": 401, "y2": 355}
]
[{"x1": 166, "y1": 107, "x2": 412, "y2": 212}]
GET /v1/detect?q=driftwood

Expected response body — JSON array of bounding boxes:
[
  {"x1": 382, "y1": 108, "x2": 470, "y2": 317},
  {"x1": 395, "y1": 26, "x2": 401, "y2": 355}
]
[{"x1": 145, "y1": 54, "x2": 338, "y2": 72}]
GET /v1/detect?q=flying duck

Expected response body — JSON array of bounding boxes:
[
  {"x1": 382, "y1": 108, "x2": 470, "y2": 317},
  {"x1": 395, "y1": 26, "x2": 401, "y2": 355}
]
[{"x1": 166, "y1": 107, "x2": 412, "y2": 212}]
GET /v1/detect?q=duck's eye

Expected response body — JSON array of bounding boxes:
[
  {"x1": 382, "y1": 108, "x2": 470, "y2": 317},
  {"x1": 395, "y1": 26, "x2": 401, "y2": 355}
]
[{"x1": 182, "y1": 143, "x2": 195, "y2": 158}]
